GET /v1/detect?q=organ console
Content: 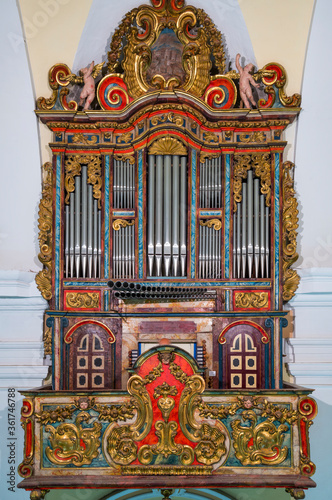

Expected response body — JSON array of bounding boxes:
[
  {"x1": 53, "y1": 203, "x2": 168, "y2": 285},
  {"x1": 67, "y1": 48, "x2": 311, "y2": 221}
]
[{"x1": 18, "y1": 1, "x2": 317, "y2": 499}]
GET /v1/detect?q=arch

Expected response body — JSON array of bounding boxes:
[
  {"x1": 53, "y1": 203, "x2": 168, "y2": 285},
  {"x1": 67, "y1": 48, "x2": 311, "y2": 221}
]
[
  {"x1": 64, "y1": 319, "x2": 116, "y2": 344},
  {"x1": 218, "y1": 320, "x2": 269, "y2": 344},
  {"x1": 131, "y1": 344, "x2": 203, "y2": 374}
]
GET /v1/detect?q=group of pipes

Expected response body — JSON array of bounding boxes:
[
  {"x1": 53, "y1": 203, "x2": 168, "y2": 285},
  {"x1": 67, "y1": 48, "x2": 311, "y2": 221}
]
[
  {"x1": 233, "y1": 170, "x2": 270, "y2": 278},
  {"x1": 113, "y1": 159, "x2": 135, "y2": 209},
  {"x1": 198, "y1": 224, "x2": 222, "y2": 279},
  {"x1": 107, "y1": 280, "x2": 215, "y2": 300},
  {"x1": 65, "y1": 165, "x2": 101, "y2": 278},
  {"x1": 199, "y1": 157, "x2": 222, "y2": 209},
  {"x1": 148, "y1": 154, "x2": 187, "y2": 278},
  {"x1": 113, "y1": 225, "x2": 135, "y2": 279}
]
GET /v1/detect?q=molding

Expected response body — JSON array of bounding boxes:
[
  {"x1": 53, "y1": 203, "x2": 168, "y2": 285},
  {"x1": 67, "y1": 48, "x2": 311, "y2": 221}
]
[
  {"x1": 0, "y1": 270, "x2": 47, "y2": 310},
  {"x1": 288, "y1": 267, "x2": 332, "y2": 307}
]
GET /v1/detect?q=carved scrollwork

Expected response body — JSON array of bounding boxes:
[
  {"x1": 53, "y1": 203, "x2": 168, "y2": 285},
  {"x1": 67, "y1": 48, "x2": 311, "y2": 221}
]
[
  {"x1": 35, "y1": 162, "x2": 53, "y2": 301},
  {"x1": 234, "y1": 292, "x2": 269, "y2": 309},
  {"x1": 112, "y1": 219, "x2": 135, "y2": 231},
  {"x1": 282, "y1": 161, "x2": 300, "y2": 302},
  {"x1": 65, "y1": 155, "x2": 102, "y2": 208},
  {"x1": 45, "y1": 411, "x2": 102, "y2": 466},
  {"x1": 231, "y1": 409, "x2": 288, "y2": 466},
  {"x1": 113, "y1": 153, "x2": 135, "y2": 164},
  {"x1": 43, "y1": 325, "x2": 52, "y2": 357},
  {"x1": 72, "y1": 133, "x2": 98, "y2": 145},
  {"x1": 18, "y1": 399, "x2": 35, "y2": 479},
  {"x1": 65, "y1": 292, "x2": 100, "y2": 309},
  {"x1": 200, "y1": 152, "x2": 221, "y2": 163},
  {"x1": 199, "y1": 219, "x2": 222, "y2": 231},
  {"x1": 233, "y1": 153, "x2": 271, "y2": 212},
  {"x1": 238, "y1": 131, "x2": 266, "y2": 143},
  {"x1": 35, "y1": 405, "x2": 75, "y2": 425}
]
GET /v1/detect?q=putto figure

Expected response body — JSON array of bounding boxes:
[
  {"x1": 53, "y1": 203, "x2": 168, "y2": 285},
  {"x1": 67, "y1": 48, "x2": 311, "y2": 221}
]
[
  {"x1": 236, "y1": 53, "x2": 260, "y2": 108},
  {"x1": 79, "y1": 60, "x2": 95, "y2": 110}
]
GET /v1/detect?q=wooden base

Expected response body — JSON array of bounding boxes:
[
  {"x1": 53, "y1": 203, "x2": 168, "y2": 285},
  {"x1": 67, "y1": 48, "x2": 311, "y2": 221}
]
[{"x1": 19, "y1": 474, "x2": 316, "y2": 490}]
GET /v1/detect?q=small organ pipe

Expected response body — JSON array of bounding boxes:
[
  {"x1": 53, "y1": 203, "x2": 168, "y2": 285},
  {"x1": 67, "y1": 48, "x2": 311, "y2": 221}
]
[
  {"x1": 93, "y1": 199, "x2": 98, "y2": 278},
  {"x1": 247, "y1": 170, "x2": 253, "y2": 278},
  {"x1": 180, "y1": 156, "x2": 187, "y2": 276},
  {"x1": 265, "y1": 205, "x2": 269, "y2": 277},
  {"x1": 74, "y1": 175, "x2": 81, "y2": 277},
  {"x1": 69, "y1": 192, "x2": 74, "y2": 278},
  {"x1": 260, "y1": 194, "x2": 265, "y2": 277},
  {"x1": 81, "y1": 166, "x2": 88, "y2": 278},
  {"x1": 164, "y1": 155, "x2": 172, "y2": 276},
  {"x1": 148, "y1": 155, "x2": 155, "y2": 276},
  {"x1": 155, "y1": 155, "x2": 163, "y2": 276},
  {"x1": 172, "y1": 155, "x2": 180, "y2": 276},
  {"x1": 236, "y1": 202, "x2": 241, "y2": 279},
  {"x1": 65, "y1": 205, "x2": 69, "y2": 278},
  {"x1": 98, "y1": 208, "x2": 101, "y2": 278},
  {"x1": 241, "y1": 182, "x2": 247, "y2": 278},
  {"x1": 87, "y1": 185, "x2": 93, "y2": 279},
  {"x1": 254, "y1": 178, "x2": 260, "y2": 278}
]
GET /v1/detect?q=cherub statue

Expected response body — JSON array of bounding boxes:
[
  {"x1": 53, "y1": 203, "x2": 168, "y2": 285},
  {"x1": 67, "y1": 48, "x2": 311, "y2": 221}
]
[
  {"x1": 66, "y1": 61, "x2": 104, "y2": 110},
  {"x1": 235, "y1": 53, "x2": 260, "y2": 109},
  {"x1": 79, "y1": 60, "x2": 95, "y2": 110}
]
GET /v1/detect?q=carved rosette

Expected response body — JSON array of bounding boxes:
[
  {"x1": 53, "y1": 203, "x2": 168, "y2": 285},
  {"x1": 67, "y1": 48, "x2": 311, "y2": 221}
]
[
  {"x1": 233, "y1": 153, "x2": 271, "y2": 212},
  {"x1": 282, "y1": 161, "x2": 300, "y2": 302},
  {"x1": 65, "y1": 155, "x2": 102, "y2": 208},
  {"x1": 35, "y1": 163, "x2": 53, "y2": 301}
]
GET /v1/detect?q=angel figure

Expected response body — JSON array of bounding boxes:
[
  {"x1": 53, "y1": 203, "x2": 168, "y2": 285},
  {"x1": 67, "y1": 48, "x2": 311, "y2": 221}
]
[
  {"x1": 235, "y1": 53, "x2": 260, "y2": 109},
  {"x1": 66, "y1": 61, "x2": 104, "y2": 110}
]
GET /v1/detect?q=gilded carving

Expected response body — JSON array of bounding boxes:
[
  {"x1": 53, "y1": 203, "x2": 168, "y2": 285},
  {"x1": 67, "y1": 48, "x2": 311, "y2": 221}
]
[
  {"x1": 238, "y1": 131, "x2": 266, "y2": 143},
  {"x1": 231, "y1": 409, "x2": 288, "y2": 466},
  {"x1": 149, "y1": 137, "x2": 187, "y2": 155},
  {"x1": 72, "y1": 133, "x2": 98, "y2": 145},
  {"x1": 43, "y1": 325, "x2": 52, "y2": 357},
  {"x1": 121, "y1": 465, "x2": 212, "y2": 475},
  {"x1": 234, "y1": 292, "x2": 269, "y2": 309},
  {"x1": 282, "y1": 161, "x2": 300, "y2": 302},
  {"x1": 199, "y1": 219, "x2": 222, "y2": 231},
  {"x1": 143, "y1": 360, "x2": 164, "y2": 384},
  {"x1": 65, "y1": 155, "x2": 102, "y2": 208},
  {"x1": 35, "y1": 162, "x2": 53, "y2": 301},
  {"x1": 45, "y1": 411, "x2": 102, "y2": 466},
  {"x1": 203, "y1": 131, "x2": 219, "y2": 143},
  {"x1": 114, "y1": 153, "x2": 135, "y2": 164},
  {"x1": 151, "y1": 112, "x2": 184, "y2": 127},
  {"x1": 94, "y1": 401, "x2": 138, "y2": 422},
  {"x1": 35, "y1": 405, "x2": 75, "y2": 425},
  {"x1": 200, "y1": 152, "x2": 221, "y2": 163},
  {"x1": 65, "y1": 292, "x2": 100, "y2": 309},
  {"x1": 112, "y1": 219, "x2": 135, "y2": 231},
  {"x1": 18, "y1": 399, "x2": 35, "y2": 479},
  {"x1": 233, "y1": 153, "x2": 271, "y2": 212}
]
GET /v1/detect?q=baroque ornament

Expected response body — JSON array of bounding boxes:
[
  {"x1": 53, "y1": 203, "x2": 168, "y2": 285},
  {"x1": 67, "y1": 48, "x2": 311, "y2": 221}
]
[
  {"x1": 199, "y1": 219, "x2": 222, "y2": 231},
  {"x1": 65, "y1": 292, "x2": 100, "y2": 309},
  {"x1": 45, "y1": 411, "x2": 102, "y2": 466},
  {"x1": 64, "y1": 155, "x2": 102, "y2": 208},
  {"x1": 35, "y1": 163, "x2": 53, "y2": 301},
  {"x1": 234, "y1": 292, "x2": 269, "y2": 309},
  {"x1": 149, "y1": 137, "x2": 187, "y2": 156},
  {"x1": 282, "y1": 161, "x2": 300, "y2": 302},
  {"x1": 233, "y1": 153, "x2": 271, "y2": 212},
  {"x1": 231, "y1": 409, "x2": 288, "y2": 466}
]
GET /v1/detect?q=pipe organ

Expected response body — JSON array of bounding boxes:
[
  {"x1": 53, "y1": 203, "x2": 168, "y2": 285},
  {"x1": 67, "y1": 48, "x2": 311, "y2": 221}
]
[{"x1": 19, "y1": 1, "x2": 317, "y2": 499}]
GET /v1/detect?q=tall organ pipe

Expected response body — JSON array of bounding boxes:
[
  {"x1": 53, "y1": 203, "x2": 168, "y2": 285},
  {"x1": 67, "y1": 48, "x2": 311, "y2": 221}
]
[
  {"x1": 81, "y1": 166, "x2": 88, "y2": 278},
  {"x1": 241, "y1": 182, "x2": 247, "y2": 278},
  {"x1": 155, "y1": 155, "x2": 163, "y2": 276},
  {"x1": 247, "y1": 170, "x2": 253, "y2": 278},
  {"x1": 172, "y1": 155, "x2": 180, "y2": 276},
  {"x1": 87, "y1": 184, "x2": 93, "y2": 278},
  {"x1": 163, "y1": 155, "x2": 172, "y2": 276},
  {"x1": 254, "y1": 178, "x2": 260, "y2": 278},
  {"x1": 74, "y1": 175, "x2": 81, "y2": 277},
  {"x1": 180, "y1": 156, "x2": 187, "y2": 276}
]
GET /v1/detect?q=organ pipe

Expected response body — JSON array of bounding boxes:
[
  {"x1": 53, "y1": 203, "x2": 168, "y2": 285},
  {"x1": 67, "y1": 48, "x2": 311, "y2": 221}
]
[
  {"x1": 147, "y1": 154, "x2": 187, "y2": 277},
  {"x1": 233, "y1": 171, "x2": 270, "y2": 279},
  {"x1": 64, "y1": 170, "x2": 101, "y2": 279}
]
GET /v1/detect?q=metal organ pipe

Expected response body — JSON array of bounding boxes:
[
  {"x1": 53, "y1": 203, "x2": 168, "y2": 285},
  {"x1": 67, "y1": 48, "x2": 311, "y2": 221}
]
[
  {"x1": 147, "y1": 154, "x2": 187, "y2": 277},
  {"x1": 64, "y1": 169, "x2": 101, "y2": 279},
  {"x1": 233, "y1": 172, "x2": 270, "y2": 279}
]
